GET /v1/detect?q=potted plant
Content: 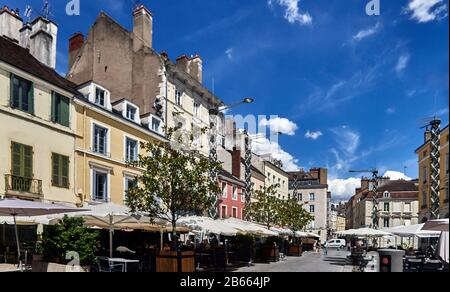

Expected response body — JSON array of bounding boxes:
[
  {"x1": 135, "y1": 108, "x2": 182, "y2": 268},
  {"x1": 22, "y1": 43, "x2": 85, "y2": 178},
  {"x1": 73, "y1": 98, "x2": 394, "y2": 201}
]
[{"x1": 41, "y1": 216, "x2": 100, "y2": 272}]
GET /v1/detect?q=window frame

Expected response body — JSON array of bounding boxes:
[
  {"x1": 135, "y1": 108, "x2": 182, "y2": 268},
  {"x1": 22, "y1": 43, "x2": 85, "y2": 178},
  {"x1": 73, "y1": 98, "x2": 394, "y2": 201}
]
[
  {"x1": 11, "y1": 142, "x2": 33, "y2": 178},
  {"x1": 92, "y1": 168, "x2": 109, "y2": 202},
  {"x1": 221, "y1": 182, "x2": 227, "y2": 198},
  {"x1": 175, "y1": 89, "x2": 183, "y2": 106},
  {"x1": 95, "y1": 87, "x2": 106, "y2": 107},
  {"x1": 51, "y1": 91, "x2": 70, "y2": 127},
  {"x1": 310, "y1": 205, "x2": 315, "y2": 213},
  {"x1": 124, "y1": 136, "x2": 139, "y2": 162},
  {"x1": 92, "y1": 122, "x2": 110, "y2": 156},
  {"x1": 124, "y1": 175, "x2": 138, "y2": 202},
  {"x1": 232, "y1": 186, "x2": 238, "y2": 201},
  {"x1": 125, "y1": 104, "x2": 137, "y2": 121},
  {"x1": 51, "y1": 153, "x2": 70, "y2": 189},
  {"x1": 10, "y1": 73, "x2": 34, "y2": 114}
]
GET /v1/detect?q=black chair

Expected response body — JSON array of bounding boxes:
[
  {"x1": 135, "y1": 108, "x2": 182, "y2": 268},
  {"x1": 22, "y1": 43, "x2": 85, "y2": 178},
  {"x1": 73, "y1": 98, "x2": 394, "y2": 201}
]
[
  {"x1": 423, "y1": 259, "x2": 442, "y2": 272},
  {"x1": 97, "y1": 257, "x2": 125, "y2": 272}
]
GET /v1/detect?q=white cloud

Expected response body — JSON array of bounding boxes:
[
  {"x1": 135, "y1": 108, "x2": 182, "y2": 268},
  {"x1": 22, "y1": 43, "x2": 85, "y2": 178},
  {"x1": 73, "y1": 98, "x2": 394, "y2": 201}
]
[
  {"x1": 352, "y1": 22, "x2": 381, "y2": 42},
  {"x1": 331, "y1": 126, "x2": 360, "y2": 157},
  {"x1": 329, "y1": 177, "x2": 361, "y2": 201},
  {"x1": 405, "y1": 0, "x2": 448, "y2": 23},
  {"x1": 386, "y1": 107, "x2": 396, "y2": 114},
  {"x1": 252, "y1": 137, "x2": 300, "y2": 171},
  {"x1": 383, "y1": 171, "x2": 412, "y2": 181},
  {"x1": 435, "y1": 108, "x2": 449, "y2": 117},
  {"x1": 396, "y1": 54, "x2": 410, "y2": 74},
  {"x1": 305, "y1": 130, "x2": 323, "y2": 140},
  {"x1": 225, "y1": 48, "x2": 233, "y2": 60},
  {"x1": 259, "y1": 117, "x2": 298, "y2": 136},
  {"x1": 268, "y1": 0, "x2": 312, "y2": 25}
]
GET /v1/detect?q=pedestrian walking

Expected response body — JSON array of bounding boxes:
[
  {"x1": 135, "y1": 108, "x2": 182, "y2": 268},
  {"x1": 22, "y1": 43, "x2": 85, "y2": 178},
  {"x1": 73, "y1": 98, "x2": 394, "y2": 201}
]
[
  {"x1": 315, "y1": 241, "x2": 321, "y2": 254},
  {"x1": 323, "y1": 243, "x2": 328, "y2": 256}
]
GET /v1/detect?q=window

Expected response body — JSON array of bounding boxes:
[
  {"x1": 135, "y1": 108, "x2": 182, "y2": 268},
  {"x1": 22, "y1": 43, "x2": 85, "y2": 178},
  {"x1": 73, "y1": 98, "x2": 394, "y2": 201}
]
[
  {"x1": 241, "y1": 191, "x2": 245, "y2": 203},
  {"x1": 232, "y1": 186, "x2": 238, "y2": 200},
  {"x1": 404, "y1": 203, "x2": 411, "y2": 213},
  {"x1": 193, "y1": 101, "x2": 200, "y2": 118},
  {"x1": 273, "y1": 175, "x2": 276, "y2": 182},
  {"x1": 422, "y1": 191, "x2": 427, "y2": 207},
  {"x1": 423, "y1": 166, "x2": 428, "y2": 183},
  {"x1": 298, "y1": 193, "x2": 303, "y2": 201},
  {"x1": 52, "y1": 153, "x2": 69, "y2": 188},
  {"x1": 124, "y1": 176, "x2": 137, "y2": 202},
  {"x1": 125, "y1": 137, "x2": 138, "y2": 162},
  {"x1": 267, "y1": 172, "x2": 271, "y2": 182},
  {"x1": 175, "y1": 90, "x2": 182, "y2": 106},
  {"x1": 151, "y1": 116, "x2": 162, "y2": 133},
  {"x1": 383, "y1": 191, "x2": 390, "y2": 198},
  {"x1": 384, "y1": 202, "x2": 390, "y2": 212},
  {"x1": 51, "y1": 92, "x2": 70, "y2": 127},
  {"x1": 10, "y1": 74, "x2": 33, "y2": 114},
  {"x1": 93, "y1": 124, "x2": 108, "y2": 155},
  {"x1": 232, "y1": 207, "x2": 238, "y2": 218},
  {"x1": 95, "y1": 87, "x2": 106, "y2": 107},
  {"x1": 126, "y1": 104, "x2": 136, "y2": 121},
  {"x1": 383, "y1": 218, "x2": 390, "y2": 228},
  {"x1": 309, "y1": 205, "x2": 315, "y2": 213},
  {"x1": 309, "y1": 193, "x2": 315, "y2": 201},
  {"x1": 404, "y1": 219, "x2": 411, "y2": 226},
  {"x1": 282, "y1": 180, "x2": 285, "y2": 188},
  {"x1": 221, "y1": 205, "x2": 227, "y2": 219},
  {"x1": 93, "y1": 169, "x2": 108, "y2": 201},
  {"x1": 11, "y1": 142, "x2": 33, "y2": 178},
  {"x1": 221, "y1": 182, "x2": 227, "y2": 198}
]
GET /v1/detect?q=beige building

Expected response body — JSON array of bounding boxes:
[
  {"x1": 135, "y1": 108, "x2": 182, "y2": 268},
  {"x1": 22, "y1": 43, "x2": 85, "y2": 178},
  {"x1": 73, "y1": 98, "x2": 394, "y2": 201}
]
[
  {"x1": 67, "y1": 6, "x2": 224, "y2": 158},
  {"x1": 416, "y1": 125, "x2": 449, "y2": 221},
  {"x1": 73, "y1": 81, "x2": 166, "y2": 206},
  {"x1": 351, "y1": 180, "x2": 419, "y2": 229},
  {"x1": 288, "y1": 168, "x2": 329, "y2": 242},
  {"x1": 0, "y1": 20, "x2": 78, "y2": 206},
  {"x1": 256, "y1": 154, "x2": 289, "y2": 200}
]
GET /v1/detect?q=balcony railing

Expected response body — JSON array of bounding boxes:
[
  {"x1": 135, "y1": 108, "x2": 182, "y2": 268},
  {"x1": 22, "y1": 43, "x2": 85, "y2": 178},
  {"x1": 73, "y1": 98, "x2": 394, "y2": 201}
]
[{"x1": 5, "y1": 174, "x2": 43, "y2": 197}]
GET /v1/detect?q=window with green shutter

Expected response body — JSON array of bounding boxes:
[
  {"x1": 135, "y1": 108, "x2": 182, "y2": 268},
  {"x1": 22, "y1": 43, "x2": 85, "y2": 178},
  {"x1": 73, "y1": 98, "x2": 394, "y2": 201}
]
[
  {"x1": 10, "y1": 74, "x2": 34, "y2": 114},
  {"x1": 11, "y1": 142, "x2": 33, "y2": 178},
  {"x1": 51, "y1": 92, "x2": 70, "y2": 127},
  {"x1": 52, "y1": 153, "x2": 70, "y2": 188}
]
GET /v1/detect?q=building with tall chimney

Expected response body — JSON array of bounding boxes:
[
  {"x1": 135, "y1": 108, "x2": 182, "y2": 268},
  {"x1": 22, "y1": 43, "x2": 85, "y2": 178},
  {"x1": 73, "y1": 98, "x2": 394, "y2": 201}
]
[
  {"x1": 415, "y1": 125, "x2": 449, "y2": 221},
  {"x1": 66, "y1": 5, "x2": 225, "y2": 157}
]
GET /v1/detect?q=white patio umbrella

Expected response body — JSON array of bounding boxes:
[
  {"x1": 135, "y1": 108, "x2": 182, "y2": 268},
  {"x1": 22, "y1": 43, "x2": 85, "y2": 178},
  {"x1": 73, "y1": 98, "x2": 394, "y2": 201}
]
[
  {"x1": 221, "y1": 218, "x2": 279, "y2": 237},
  {"x1": 336, "y1": 228, "x2": 392, "y2": 237},
  {"x1": 438, "y1": 232, "x2": 449, "y2": 263},
  {"x1": 45, "y1": 202, "x2": 167, "y2": 258},
  {"x1": 0, "y1": 198, "x2": 86, "y2": 270},
  {"x1": 179, "y1": 216, "x2": 238, "y2": 237},
  {"x1": 386, "y1": 224, "x2": 441, "y2": 238}
]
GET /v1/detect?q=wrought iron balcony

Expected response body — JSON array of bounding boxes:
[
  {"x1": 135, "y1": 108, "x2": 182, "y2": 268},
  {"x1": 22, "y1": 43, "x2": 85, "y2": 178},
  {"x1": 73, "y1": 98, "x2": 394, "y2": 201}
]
[{"x1": 4, "y1": 174, "x2": 43, "y2": 198}]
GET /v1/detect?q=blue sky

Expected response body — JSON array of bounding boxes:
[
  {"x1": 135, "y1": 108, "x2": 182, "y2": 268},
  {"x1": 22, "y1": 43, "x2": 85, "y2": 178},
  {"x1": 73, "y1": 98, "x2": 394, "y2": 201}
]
[{"x1": 5, "y1": 0, "x2": 448, "y2": 200}]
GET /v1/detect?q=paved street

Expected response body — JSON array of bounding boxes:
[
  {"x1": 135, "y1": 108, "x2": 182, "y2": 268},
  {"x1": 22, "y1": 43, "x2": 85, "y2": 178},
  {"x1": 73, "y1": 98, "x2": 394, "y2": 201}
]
[{"x1": 234, "y1": 249, "x2": 352, "y2": 272}]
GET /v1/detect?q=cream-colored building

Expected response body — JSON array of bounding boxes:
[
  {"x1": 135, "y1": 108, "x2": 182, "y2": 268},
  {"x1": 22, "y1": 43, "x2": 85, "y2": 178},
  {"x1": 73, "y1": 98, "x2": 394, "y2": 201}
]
[
  {"x1": 258, "y1": 155, "x2": 289, "y2": 200},
  {"x1": 0, "y1": 30, "x2": 78, "y2": 205},
  {"x1": 73, "y1": 81, "x2": 166, "y2": 205},
  {"x1": 416, "y1": 125, "x2": 449, "y2": 221}
]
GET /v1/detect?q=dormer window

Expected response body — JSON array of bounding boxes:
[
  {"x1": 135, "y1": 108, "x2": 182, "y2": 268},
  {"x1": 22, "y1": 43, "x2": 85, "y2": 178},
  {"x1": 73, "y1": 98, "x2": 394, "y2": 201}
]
[
  {"x1": 383, "y1": 191, "x2": 390, "y2": 198},
  {"x1": 95, "y1": 87, "x2": 106, "y2": 107},
  {"x1": 126, "y1": 104, "x2": 137, "y2": 121},
  {"x1": 151, "y1": 115, "x2": 162, "y2": 133}
]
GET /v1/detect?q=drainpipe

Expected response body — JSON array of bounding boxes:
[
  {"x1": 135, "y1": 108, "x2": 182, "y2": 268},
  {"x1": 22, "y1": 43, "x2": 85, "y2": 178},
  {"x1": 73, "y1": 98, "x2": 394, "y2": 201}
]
[{"x1": 82, "y1": 104, "x2": 87, "y2": 206}]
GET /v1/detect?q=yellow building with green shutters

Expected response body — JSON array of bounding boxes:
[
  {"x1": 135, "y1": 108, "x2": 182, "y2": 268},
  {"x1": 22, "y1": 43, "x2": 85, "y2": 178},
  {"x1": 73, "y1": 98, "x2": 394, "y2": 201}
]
[{"x1": 0, "y1": 36, "x2": 79, "y2": 206}]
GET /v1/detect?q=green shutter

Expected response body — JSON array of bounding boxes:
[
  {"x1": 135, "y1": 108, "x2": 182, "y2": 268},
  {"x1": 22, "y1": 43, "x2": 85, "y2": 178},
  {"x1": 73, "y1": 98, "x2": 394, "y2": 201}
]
[
  {"x1": 11, "y1": 142, "x2": 22, "y2": 176},
  {"x1": 23, "y1": 145, "x2": 33, "y2": 178},
  {"x1": 28, "y1": 83, "x2": 34, "y2": 114},
  {"x1": 10, "y1": 74, "x2": 14, "y2": 108},
  {"x1": 51, "y1": 92, "x2": 56, "y2": 122},
  {"x1": 61, "y1": 156, "x2": 69, "y2": 187},
  {"x1": 52, "y1": 153, "x2": 59, "y2": 186},
  {"x1": 60, "y1": 96, "x2": 70, "y2": 127}
]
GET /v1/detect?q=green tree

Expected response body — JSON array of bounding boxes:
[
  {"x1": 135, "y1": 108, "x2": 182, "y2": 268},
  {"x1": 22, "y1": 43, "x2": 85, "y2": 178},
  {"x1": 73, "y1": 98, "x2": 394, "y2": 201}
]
[
  {"x1": 279, "y1": 198, "x2": 314, "y2": 243},
  {"x1": 245, "y1": 184, "x2": 282, "y2": 230},
  {"x1": 126, "y1": 128, "x2": 222, "y2": 240},
  {"x1": 42, "y1": 216, "x2": 100, "y2": 265}
]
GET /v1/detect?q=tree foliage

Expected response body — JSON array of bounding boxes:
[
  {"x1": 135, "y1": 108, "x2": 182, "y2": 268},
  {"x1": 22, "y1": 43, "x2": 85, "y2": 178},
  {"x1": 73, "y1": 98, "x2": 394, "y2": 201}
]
[
  {"x1": 126, "y1": 128, "x2": 222, "y2": 236},
  {"x1": 245, "y1": 184, "x2": 283, "y2": 230},
  {"x1": 41, "y1": 216, "x2": 100, "y2": 265},
  {"x1": 279, "y1": 198, "x2": 314, "y2": 234}
]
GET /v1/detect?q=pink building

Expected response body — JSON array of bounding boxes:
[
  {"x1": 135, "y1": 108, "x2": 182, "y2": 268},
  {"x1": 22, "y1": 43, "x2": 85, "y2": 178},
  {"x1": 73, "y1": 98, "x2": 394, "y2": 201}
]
[{"x1": 218, "y1": 170, "x2": 245, "y2": 220}]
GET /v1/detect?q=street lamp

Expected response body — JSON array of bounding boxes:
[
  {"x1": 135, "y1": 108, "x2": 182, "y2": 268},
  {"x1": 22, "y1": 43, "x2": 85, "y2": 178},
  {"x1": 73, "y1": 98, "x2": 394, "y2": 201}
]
[{"x1": 208, "y1": 98, "x2": 254, "y2": 219}]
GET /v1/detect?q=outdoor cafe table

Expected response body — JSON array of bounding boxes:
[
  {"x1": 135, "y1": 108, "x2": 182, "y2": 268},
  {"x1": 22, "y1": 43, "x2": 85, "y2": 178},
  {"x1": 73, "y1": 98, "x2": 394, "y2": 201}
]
[{"x1": 107, "y1": 258, "x2": 140, "y2": 272}]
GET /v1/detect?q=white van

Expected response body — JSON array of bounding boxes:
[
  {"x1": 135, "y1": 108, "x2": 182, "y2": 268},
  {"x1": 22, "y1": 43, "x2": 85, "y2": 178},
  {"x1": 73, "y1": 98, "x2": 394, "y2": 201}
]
[{"x1": 325, "y1": 239, "x2": 346, "y2": 248}]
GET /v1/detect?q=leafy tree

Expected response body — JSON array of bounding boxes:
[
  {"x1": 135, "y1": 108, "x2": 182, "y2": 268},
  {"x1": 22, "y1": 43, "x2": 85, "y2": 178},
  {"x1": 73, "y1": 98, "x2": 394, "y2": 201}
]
[
  {"x1": 279, "y1": 198, "x2": 314, "y2": 243},
  {"x1": 126, "y1": 128, "x2": 222, "y2": 240},
  {"x1": 245, "y1": 184, "x2": 282, "y2": 230},
  {"x1": 42, "y1": 216, "x2": 100, "y2": 265}
]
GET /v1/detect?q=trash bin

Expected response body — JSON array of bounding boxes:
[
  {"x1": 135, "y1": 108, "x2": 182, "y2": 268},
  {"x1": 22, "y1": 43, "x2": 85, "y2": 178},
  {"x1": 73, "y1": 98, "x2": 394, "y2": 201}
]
[{"x1": 378, "y1": 249, "x2": 405, "y2": 273}]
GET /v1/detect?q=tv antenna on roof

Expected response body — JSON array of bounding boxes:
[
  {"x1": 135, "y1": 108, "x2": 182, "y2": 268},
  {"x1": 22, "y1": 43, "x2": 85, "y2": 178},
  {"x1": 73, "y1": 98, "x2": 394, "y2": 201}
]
[{"x1": 41, "y1": 0, "x2": 54, "y2": 20}]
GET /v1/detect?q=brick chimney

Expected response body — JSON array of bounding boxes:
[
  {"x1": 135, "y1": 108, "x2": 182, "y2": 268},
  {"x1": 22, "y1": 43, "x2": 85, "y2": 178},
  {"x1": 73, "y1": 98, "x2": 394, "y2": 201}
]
[
  {"x1": 188, "y1": 55, "x2": 203, "y2": 83},
  {"x1": 0, "y1": 6, "x2": 23, "y2": 42},
  {"x1": 133, "y1": 5, "x2": 153, "y2": 52},
  {"x1": 176, "y1": 55, "x2": 189, "y2": 72},
  {"x1": 68, "y1": 32, "x2": 84, "y2": 70},
  {"x1": 232, "y1": 147, "x2": 241, "y2": 179}
]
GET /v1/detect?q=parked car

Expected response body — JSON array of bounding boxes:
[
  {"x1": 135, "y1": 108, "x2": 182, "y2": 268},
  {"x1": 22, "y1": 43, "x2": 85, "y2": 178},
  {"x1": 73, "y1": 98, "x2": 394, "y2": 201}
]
[{"x1": 324, "y1": 239, "x2": 346, "y2": 248}]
